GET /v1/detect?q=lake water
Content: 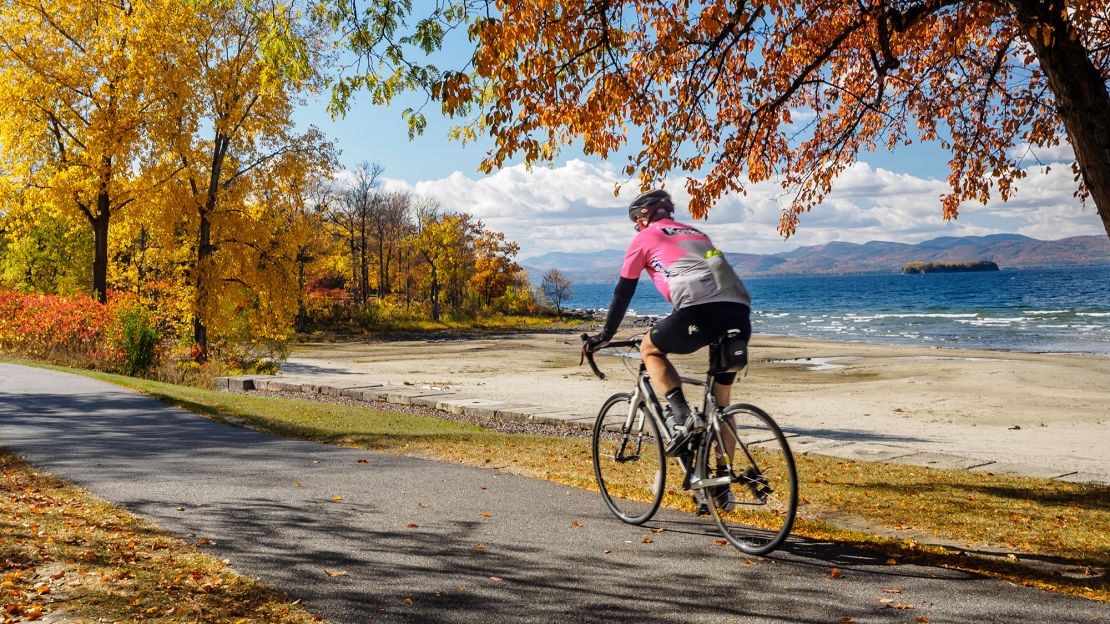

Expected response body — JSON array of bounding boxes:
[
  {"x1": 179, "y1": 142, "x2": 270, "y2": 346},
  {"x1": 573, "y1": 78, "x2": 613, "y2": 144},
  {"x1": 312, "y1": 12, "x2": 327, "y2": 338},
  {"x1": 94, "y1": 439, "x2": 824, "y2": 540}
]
[{"x1": 563, "y1": 266, "x2": 1110, "y2": 354}]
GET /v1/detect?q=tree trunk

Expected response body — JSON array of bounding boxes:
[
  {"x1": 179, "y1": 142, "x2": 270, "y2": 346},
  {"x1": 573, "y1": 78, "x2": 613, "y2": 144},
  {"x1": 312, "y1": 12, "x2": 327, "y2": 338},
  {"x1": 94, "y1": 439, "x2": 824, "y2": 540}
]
[
  {"x1": 90, "y1": 192, "x2": 110, "y2": 304},
  {"x1": 422, "y1": 250, "x2": 440, "y2": 321},
  {"x1": 1016, "y1": 0, "x2": 1110, "y2": 238},
  {"x1": 377, "y1": 236, "x2": 386, "y2": 299},
  {"x1": 296, "y1": 257, "x2": 307, "y2": 332},
  {"x1": 359, "y1": 219, "x2": 369, "y2": 304},
  {"x1": 193, "y1": 214, "x2": 212, "y2": 362},
  {"x1": 350, "y1": 238, "x2": 358, "y2": 301}
]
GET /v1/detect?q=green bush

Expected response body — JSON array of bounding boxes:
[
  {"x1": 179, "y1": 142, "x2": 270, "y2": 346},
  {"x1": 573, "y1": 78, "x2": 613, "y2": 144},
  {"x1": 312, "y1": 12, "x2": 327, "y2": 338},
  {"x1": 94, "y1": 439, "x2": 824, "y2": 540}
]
[{"x1": 120, "y1": 307, "x2": 159, "y2": 376}]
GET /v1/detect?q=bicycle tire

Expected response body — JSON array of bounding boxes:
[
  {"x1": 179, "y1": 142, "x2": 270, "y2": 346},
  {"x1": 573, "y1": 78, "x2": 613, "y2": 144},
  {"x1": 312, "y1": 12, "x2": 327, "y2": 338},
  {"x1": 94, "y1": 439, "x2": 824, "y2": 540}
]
[
  {"x1": 698, "y1": 403, "x2": 797, "y2": 555},
  {"x1": 592, "y1": 392, "x2": 667, "y2": 525}
]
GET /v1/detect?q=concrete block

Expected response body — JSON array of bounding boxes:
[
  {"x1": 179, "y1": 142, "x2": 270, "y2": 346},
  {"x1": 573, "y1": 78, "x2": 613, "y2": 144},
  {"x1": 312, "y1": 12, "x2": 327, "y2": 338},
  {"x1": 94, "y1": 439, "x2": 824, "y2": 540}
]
[
  {"x1": 227, "y1": 376, "x2": 257, "y2": 392},
  {"x1": 352, "y1": 386, "x2": 410, "y2": 402},
  {"x1": 382, "y1": 390, "x2": 455, "y2": 405},
  {"x1": 493, "y1": 405, "x2": 572, "y2": 422},
  {"x1": 338, "y1": 384, "x2": 384, "y2": 399},
  {"x1": 435, "y1": 397, "x2": 506, "y2": 415},
  {"x1": 410, "y1": 393, "x2": 469, "y2": 408},
  {"x1": 461, "y1": 402, "x2": 533, "y2": 419},
  {"x1": 212, "y1": 377, "x2": 231, "y2": 391},
  {"x1": 530, "y1": 412, "x2": 590, "y2": 427},
  {"x1": 265, "y1": 380, "x2": 302, "y2": 392}
]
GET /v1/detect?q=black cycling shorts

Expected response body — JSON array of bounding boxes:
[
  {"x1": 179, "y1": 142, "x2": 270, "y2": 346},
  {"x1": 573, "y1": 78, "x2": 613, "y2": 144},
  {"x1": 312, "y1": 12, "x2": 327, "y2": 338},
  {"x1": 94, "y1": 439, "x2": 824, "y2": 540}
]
[{"x1": 649, "y1": 301, "x2": 751, "y2": 385}]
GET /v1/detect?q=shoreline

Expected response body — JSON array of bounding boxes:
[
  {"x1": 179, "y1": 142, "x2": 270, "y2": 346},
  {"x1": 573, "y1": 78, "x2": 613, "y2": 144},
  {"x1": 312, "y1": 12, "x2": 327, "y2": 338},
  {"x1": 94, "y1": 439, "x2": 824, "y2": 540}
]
[{"x1": 285, "y1": 329, "x2": 1110, "y2": 483}]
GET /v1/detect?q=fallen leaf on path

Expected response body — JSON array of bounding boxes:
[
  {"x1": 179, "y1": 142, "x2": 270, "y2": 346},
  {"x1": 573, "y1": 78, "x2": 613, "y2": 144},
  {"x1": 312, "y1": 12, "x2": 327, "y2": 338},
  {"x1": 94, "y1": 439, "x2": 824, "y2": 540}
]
[
  {"x1": 603, "y1": 549, "x2": 612, "y2": 554},
  {"x1": 294, "y1": 483, "x2": 302, "y2": 488},
  {"x1": 648, "y1": 527, "x2": 664, "y2": 533},
  {"x1": 473, "y1": 545, "x2": 487, "y2": 554},
  {"x1": 196, "y1": 538, "x2": 211, "y2": 545},
  {"x1": 402, "y1": 597, "x2": 413, "y2": 606},
  {"x1": 887, "y1": 604, "x2": 914, "y2": 610},
  {"x1": 418, "y1": 503, "x2": 429, "y2": 508},
  {"x1": 838, "y1": 617, "x2": 854, "y2": 623},
  {"x1": 479, "y1": 486, "x2": 487, "y2": 490},
  {"x1": 570, "y1": 520, "x2": 582, "y2": 527},
  {"x1": 356, "y1": 459, "x2": 369, "y2": 464},
  {"x1": 829, "y1": 568, "x2": 841, "y2": 579},
  {"x1": 881, "y1": 588, "x2": 902, "y2": 594},
  {"x1": 34, "y1": 585, "x2": 50, "y2": 595},
  {"x1": 916, "y1": 617, "x2": 930, "y2": 623},
  {"x1": 406, "y1": 523, "x2": 419, "y2": 529},
  {"x1": 885, "y1": 558, "x2": 898, "y2": 565},
  {"x1": 641, "y1": 536, "x2": 653, "y2": 544},
  {"x1": 877, "y1": 597, "x2": 894, "y2": 604},
  {"x1": 489, "y1": 576, "x2": 503, "y2": 582},
  {"x1": 714, "y1": 539, "x2": 728, "y2": 546},
  {"x1": 331, "y1": 496, "x2": 343, "y2": 502},
  {"x1": 480, "y1": 513, "x2": 492, "y2": 518},
  {"x1": 323, "y1": 570, "x2": 348, "y2": 577}
]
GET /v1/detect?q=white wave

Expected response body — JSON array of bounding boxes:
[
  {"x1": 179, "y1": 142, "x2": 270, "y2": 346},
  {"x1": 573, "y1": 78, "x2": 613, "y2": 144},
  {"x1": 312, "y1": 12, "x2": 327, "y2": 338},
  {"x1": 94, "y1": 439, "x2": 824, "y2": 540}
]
[
  {"x1": 1077, "y1": 312, "x2": 1110, "y2": 317},
  {"x1": 956, "y1": 317, "x2": 1028, "y2": 326},
  {"x1": 1023, "y1": 309, "x2": 1069, "y2": 315},
  {"x1": 845, "y1": 312, "x2": 980, "y2": 320}
]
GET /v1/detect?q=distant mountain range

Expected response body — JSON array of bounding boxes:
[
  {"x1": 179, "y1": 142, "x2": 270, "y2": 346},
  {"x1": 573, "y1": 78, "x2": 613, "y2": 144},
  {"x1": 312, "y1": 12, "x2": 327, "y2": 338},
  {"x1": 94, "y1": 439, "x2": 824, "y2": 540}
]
[{"x1": 522, "y1": 234, "x2": 1110, "y2": 283}]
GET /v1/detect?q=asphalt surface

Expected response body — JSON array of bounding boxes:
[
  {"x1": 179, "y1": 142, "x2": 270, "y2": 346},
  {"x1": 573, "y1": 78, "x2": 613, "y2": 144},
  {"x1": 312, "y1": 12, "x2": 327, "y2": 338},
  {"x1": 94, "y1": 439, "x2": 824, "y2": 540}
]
[{"x1": 0, "y1": 363, "x2": 1105, "y2": 623}]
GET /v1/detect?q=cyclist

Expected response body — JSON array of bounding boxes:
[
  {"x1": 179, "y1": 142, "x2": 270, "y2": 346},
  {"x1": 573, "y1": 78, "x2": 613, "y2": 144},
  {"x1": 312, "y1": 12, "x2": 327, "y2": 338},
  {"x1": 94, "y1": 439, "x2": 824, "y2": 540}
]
[{"x1": 584, "y1": 189, "x2": 752, "y2": 457}]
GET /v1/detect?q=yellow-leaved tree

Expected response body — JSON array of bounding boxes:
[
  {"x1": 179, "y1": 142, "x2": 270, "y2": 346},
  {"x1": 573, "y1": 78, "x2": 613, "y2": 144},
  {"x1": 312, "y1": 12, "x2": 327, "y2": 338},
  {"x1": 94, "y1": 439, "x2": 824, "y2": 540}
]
[
  {"x1": 157, "y1": 1, "x2": 337, "y2": 360},
  {"x1": 0, "y1": 0, "x2": 192, "y2": 302}
]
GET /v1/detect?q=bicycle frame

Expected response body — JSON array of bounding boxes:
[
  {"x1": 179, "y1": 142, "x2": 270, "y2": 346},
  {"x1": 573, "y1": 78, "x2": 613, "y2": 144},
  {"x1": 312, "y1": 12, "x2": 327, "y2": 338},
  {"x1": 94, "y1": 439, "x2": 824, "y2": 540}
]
[{"x1": 595, "y1": 338, "x2": 734, "y2": 492}]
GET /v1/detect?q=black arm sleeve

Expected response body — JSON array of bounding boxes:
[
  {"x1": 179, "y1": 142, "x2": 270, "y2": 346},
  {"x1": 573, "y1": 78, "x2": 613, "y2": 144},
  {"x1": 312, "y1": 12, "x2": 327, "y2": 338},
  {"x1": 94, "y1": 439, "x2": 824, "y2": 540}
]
[{"x1": 601, "y1": 276, "x2": 638, "y2": 339}]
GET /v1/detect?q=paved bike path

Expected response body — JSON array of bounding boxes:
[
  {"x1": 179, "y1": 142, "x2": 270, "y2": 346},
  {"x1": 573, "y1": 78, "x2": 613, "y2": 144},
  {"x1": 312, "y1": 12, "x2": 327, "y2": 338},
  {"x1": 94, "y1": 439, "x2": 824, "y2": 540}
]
[{"x1": 0, "y1": 363, "x2": 1104, "y2": 623}]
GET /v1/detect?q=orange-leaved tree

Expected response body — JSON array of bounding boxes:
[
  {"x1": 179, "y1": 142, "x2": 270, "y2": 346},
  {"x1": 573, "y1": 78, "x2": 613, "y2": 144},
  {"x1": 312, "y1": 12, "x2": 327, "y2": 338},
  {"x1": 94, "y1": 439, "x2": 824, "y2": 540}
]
[{"x1": 319, "y1": 0, "x2": 1110, "y2": 238}]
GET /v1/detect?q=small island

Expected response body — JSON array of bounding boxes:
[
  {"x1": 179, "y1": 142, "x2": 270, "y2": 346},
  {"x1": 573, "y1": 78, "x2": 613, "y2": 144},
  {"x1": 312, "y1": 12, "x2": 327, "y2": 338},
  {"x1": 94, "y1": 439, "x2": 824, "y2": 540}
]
[{"x1": 902, "y1": 260, "x2": 1000, "y2": 274}]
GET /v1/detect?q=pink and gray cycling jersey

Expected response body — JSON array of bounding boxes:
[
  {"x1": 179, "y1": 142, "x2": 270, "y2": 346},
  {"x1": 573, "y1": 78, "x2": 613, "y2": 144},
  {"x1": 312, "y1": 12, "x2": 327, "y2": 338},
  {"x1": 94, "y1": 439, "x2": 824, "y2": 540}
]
[{"x1": 620, "y1": 218, "x2": 751, "y2": 310}]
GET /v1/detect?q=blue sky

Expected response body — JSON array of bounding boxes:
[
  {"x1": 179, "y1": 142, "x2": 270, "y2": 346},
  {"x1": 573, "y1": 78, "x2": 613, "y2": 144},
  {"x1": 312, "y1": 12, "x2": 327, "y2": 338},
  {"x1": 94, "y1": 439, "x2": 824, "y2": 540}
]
[{"x1": 293, "y1": 88, "x2": 1106, "y2": 260}]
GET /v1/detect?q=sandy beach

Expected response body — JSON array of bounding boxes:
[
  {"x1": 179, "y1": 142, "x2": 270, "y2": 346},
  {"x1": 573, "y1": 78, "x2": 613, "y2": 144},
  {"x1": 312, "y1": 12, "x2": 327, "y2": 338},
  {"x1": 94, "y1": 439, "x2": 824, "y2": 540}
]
[{"x1": 285, "y1": 330, "x2": 1110, "y2": 482}]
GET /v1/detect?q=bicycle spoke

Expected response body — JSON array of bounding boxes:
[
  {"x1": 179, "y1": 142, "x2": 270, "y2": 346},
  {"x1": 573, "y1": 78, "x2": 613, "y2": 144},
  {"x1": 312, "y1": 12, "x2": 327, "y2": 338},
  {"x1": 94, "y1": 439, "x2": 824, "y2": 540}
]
[
  {"x1": 592, "y1": 393, "x2": 666, "y2": 524},
  {"x1": 702, "y1": 405, "x2": 797, "y2": 555}
]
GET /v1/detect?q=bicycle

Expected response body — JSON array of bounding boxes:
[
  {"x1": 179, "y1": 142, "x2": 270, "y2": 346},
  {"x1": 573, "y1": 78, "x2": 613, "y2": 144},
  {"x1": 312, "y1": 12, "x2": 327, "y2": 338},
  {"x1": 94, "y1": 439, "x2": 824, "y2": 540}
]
[{"x1": 580, "y1": 333, "x2": 798, "y2": 556}]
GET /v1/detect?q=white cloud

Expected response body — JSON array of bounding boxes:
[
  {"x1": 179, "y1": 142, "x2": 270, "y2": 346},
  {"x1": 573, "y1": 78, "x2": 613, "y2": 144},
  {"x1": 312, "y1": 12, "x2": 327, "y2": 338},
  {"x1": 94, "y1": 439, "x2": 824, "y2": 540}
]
[{"x1": 369, "y1": 158, "x2": 1105, "y2": 259}]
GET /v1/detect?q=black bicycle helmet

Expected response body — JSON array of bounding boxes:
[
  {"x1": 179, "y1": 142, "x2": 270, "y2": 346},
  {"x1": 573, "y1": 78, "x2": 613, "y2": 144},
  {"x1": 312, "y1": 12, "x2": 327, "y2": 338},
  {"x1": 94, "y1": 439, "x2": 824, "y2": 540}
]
[{"x1": 628, "y1": 189, "x2": 674, "y2": 222}]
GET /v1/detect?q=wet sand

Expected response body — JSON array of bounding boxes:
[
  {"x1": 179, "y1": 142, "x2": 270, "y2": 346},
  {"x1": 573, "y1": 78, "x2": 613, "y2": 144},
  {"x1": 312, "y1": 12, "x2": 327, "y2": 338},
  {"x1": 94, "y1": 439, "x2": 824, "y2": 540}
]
[{"x1": 286, "y1": 330, "x2": 1110, "y2": 482}]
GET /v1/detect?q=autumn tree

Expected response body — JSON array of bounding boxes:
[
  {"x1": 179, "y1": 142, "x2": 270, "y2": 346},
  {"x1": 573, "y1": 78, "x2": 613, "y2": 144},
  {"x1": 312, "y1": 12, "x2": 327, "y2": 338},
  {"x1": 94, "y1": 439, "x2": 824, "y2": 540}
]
[
  {"x1": 412, "y1": 212, "x2": 477, "y2": 320},
  {"x1": 331, "y1": 162, "x2": 382, "y2": 304},
  {"x1": 163, "y1": 1, "x2": 336, "y2": 359},
  {"x1": 320, "y1": 0, "x2": 1110, "y2": 238},
  {"x1": 469, "y1": 228, "x2": 521, "y2": 307},
  {"x1": 368, "y1": 190, "x2": 413, "y2": 298},
  {"x1": 294, "y1": 173, "x2": 340, "y2": 331},
  {"x1": 0, "y1": 0, "x2": 190, "y2": 302},
  {"x1": 540, "y1": 268, "x2": 573, "y2": 318}
]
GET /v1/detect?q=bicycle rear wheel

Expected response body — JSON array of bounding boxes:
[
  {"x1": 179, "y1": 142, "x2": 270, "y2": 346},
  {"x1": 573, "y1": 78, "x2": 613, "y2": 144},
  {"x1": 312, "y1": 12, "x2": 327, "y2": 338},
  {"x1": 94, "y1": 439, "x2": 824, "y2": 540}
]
[
  {"x1": 592, "y1": 392, "x2": 666, "y2": 524},
  {"x1": 699, "y1": 403, "x2": 797, "y2": 555}
]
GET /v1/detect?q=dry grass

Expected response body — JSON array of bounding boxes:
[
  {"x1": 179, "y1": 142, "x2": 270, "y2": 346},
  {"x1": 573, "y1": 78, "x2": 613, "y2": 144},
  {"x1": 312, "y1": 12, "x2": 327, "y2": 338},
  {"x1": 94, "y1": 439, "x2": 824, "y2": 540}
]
[{"x1": 0, "y1": 451, "x2": 320, "y2": 624}]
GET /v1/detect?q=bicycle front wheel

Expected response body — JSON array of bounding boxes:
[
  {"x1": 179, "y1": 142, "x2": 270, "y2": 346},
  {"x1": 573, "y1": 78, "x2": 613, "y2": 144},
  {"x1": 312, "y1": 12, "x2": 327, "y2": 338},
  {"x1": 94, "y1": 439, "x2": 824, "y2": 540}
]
[
  {"x1": 699, "y1": 403, "x2": 797, "y2": 555},
  {"x1": 592, "y1": 392, "x2": 666, "y2": 524}
]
